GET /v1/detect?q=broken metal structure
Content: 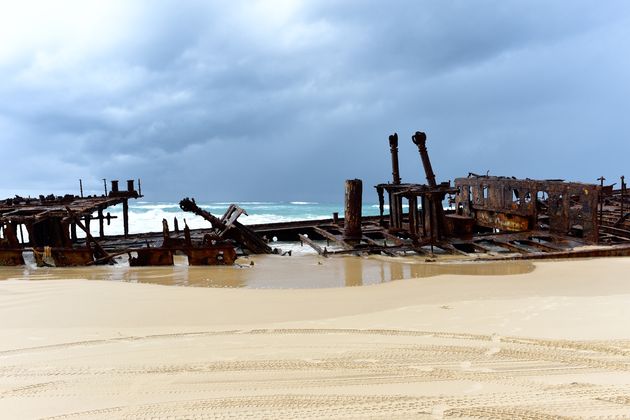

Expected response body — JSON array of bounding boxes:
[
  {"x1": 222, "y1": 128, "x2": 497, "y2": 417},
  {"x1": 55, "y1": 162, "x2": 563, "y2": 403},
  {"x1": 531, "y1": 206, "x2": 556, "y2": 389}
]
[
  {"x1": 0, "y1": 179, "x2": 141, "y2": 266},
  {"x1": 311, "y1": 131, "x2": 630, "y2": 260}
]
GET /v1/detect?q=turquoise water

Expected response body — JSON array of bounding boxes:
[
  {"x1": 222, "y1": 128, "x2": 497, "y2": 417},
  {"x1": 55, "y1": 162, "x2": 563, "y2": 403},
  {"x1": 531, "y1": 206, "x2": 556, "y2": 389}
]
[{"x1": 90, "y1": 201, "x2": 388, "y2": 236}]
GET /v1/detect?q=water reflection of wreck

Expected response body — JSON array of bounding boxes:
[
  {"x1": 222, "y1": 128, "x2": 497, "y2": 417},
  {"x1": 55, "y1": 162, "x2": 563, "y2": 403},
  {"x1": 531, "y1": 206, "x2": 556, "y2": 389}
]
[{"x1": 1, "y1": 131, "x2": 629, "y2": 267}]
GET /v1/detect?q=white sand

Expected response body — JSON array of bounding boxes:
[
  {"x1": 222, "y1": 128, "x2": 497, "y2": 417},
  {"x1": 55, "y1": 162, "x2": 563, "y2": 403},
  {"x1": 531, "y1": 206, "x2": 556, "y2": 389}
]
[{"x1": 1, "y1": 257, "x2": 630, "y2": 418}]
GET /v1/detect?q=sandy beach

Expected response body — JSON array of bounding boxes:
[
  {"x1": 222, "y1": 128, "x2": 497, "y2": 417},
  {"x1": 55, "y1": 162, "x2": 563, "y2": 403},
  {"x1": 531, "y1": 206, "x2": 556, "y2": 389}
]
[{"x1": 1, "y1": 257, "x2": 630, "y2": 419}]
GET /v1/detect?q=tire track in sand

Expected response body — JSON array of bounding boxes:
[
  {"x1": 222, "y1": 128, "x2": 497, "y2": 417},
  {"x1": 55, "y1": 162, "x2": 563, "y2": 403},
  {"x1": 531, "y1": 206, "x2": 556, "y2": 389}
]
[{"x1": 1, "y1": 328, "x2": 630, "y2": 419}]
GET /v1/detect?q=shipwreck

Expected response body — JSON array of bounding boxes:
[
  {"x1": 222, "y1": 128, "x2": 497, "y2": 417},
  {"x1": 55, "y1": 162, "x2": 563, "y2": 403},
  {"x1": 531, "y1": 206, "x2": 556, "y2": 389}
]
[{"x1": 1, "y1": 131, "x2": 629, "y2": 267}]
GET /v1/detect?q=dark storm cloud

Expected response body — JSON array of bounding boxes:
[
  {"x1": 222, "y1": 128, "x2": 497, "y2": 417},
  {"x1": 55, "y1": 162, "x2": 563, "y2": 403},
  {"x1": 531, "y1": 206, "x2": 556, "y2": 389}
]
[{"x1": 1, "y1": 0, "x2": 629, "y2": 201}]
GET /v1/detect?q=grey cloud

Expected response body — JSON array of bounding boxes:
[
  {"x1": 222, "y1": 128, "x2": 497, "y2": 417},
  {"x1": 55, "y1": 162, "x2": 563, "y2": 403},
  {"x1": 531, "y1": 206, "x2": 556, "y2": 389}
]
[{"x1": 1, "y1": 1, "x2": 629, "y2": 203}]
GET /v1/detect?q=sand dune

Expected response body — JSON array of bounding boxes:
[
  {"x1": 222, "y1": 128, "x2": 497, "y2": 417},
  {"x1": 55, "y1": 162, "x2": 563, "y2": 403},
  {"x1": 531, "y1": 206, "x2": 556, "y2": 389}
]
[{"x1": 1, "y1": 257, "x2": 630, "y2": 419}]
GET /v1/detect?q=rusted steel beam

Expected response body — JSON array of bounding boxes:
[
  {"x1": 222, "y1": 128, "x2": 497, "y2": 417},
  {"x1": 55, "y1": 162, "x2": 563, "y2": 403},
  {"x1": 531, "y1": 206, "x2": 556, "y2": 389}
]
[
  {"x1": 599, "y1": 225, "x2": 630, "y2": 240},
  {"x1": 70, "y1": 223, "x2": 77, "y2": 243},
  {"x1": 622, "y1": 175, "x2": 626, "y2": 220},
  {"x1": 475, "y1": 239, "x2": 526, "y2": 254},
  {"x1": 322, "y1": 244, "x2": 413, "y2": 256},
  {"x1": 298, "y1": 233, "x2": 325, "y2": 256},
  {"x1": 408, "y1": 195, "x2": 418, "y2": 242},
  {"x1": 343, "y1": 179, "x2": 363, "y2": 243},
  {"x1": 98, "y1": 208, "x2": 104, "y2": 238},
  {"x1": 436, "y1": 242, "x2": 470, "y2": 256},
  {"x1": 376, "y1": 185, "x2": 385, "y2": 225},
  {"x1": 512, "y1": 239, "x2": 557, "y2": 253},
  {"x1": 312, "y1": 226, "x2": 353, "y2": 250},
  {"x1": 477, "y1": 244, "x2": 630, "y2": 261},
  {"x1": 469, "y1": 242, "x2": 498, "y2": 254}
]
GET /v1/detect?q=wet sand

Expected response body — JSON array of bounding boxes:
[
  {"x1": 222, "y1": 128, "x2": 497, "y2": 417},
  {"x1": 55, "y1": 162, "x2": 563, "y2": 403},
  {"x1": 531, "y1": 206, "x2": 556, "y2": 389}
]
[
  {"x1": 0, "y1": 254, "x2": 534, "y2": 288},
  {"x1": 1, "y1": 257, "x2": 630, "y2": 418}
]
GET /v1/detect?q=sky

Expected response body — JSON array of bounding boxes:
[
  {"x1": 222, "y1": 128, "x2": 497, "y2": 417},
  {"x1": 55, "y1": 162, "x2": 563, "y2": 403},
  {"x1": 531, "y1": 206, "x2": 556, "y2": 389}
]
[{"x1": 1, "y1": 0, "x2": 629, "y2": 203}]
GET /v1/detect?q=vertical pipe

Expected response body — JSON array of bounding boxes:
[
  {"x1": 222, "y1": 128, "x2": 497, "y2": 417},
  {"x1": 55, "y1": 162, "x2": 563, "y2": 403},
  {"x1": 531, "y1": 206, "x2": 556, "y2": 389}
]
[
  {"x1": 79, "y1": 179, "x2": 83, "y2": 198},
  {"x1": 123, "y1": 199, "x2": 129, "y2": 237},
  {"x1": 421, "y1": 196, "x2": 427, "y2": 238},
  {"x1": 427, "y1": 196, "x2": 435, "y2": 253},
  {"x1": 103, "y1": 179, "x2": 108, "y2": 196},
  {"x1": 388, "y1": 133, "x2": 401, "y2": 185},
  {"x1": 408, "y1": 196, "x2": 418, "y2": 242},
  {"x1": 98, "y1": 208, "x2": 104, "y2": 238},
  {"x1": 138, "y1": 178, "x2": 142, "y2": 196},
  {"x1": 376, "y1": 186, "x2": 385, "y2": 226},
  {"x1": 412, "y1": 131, "x2": 437, "y2": 187},
  {"x1": 388, "y1": 191, "x2": 396, "y2": 230},
  {"x1": 343, "y1": 179, "x2": 363, "y2": 243},
  {"x1": 391, "y1": 192, "x2": 401, "y2": 230}
]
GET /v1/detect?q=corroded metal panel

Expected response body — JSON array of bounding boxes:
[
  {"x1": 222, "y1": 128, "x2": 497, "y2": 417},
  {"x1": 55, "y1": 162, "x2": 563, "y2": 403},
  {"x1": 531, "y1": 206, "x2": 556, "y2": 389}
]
[
  {"x1": 51, "y1": 248, "x2": 94, "y2": 266},
  {"x1": 129, "y1": 249, "x2": 174, "y2": 266},
  {"x1": 187, "y1": 246, "x2": 237, "y2": 266},
  {"x1": 475, "y1": 210, "x2": 532, "y2": 232}
]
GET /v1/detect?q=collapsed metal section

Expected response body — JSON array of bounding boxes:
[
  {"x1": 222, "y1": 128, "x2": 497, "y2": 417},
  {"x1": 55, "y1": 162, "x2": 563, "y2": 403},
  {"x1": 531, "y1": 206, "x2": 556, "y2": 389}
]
[
  {"x1": 364, "y1": 130, "x2": 630, "y2": 259},
  {"x1": 0, "y1": 179, "x2": 141, "y2": 266}
]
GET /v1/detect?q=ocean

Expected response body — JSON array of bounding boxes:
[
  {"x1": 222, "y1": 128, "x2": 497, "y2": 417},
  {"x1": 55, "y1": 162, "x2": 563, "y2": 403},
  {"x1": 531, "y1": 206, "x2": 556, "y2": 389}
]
[{"x1": 89, "y1": 200, "x2": 407, "y2": 237}]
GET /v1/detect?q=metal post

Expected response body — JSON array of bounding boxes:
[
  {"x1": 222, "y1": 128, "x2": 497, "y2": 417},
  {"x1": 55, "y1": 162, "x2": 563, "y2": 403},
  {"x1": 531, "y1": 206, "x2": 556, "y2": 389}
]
[
  {"x1": 103, "y1": 178, "x2": 108, "y2": 196},
  {"x1": 123, "y1": 199, "x2": 129, "y2": 237},
  {"x1": 70, "y1": 223, "x2": 77, "y2": 242},
  {"x1": 343, "y1": 179, "x2": 363, "y2": 243},
  {"x1": 408, "y1": 196, "x2": 418, "y2": 242},
  {"x1": 621, "y1": 175, "x2": 625, "y2": 220},
  {"x1": 98, "y1": 208, "x2": 104, "y2": 238},
  {"x1": 388, "y1": 133, "x2": 401, "y2": 185},
  {"x1": 598, "y1": 176, "x2": 606, "y2": 227},
  {"x1": 79, "y1": 179, "x2": 83, "y2": 198}
]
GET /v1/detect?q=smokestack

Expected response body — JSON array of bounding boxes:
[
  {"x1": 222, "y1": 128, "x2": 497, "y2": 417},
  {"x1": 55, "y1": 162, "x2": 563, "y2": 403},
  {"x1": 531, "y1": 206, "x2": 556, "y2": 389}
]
[{"x1": 412, "y1": 131, "x2": 437, "y2": 187}]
